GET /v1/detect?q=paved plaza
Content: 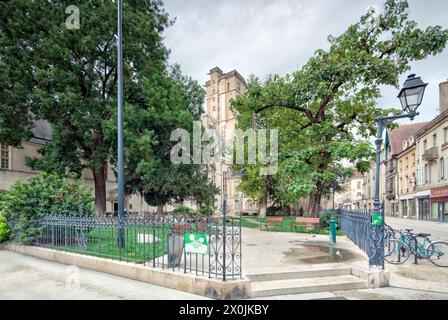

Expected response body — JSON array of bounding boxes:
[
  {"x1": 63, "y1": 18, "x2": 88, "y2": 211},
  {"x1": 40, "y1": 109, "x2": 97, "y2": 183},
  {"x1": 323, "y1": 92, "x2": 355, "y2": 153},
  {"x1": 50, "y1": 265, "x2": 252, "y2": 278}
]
[
  {"x1": 0, "y1": 250, "x2": 208, "y2": 300},
  {"x1": 386, "y1": 216, "x2": 448, "y2": 241},
  {"x1": 1, "y1": 217, "x2": 447, "y2": 300}
]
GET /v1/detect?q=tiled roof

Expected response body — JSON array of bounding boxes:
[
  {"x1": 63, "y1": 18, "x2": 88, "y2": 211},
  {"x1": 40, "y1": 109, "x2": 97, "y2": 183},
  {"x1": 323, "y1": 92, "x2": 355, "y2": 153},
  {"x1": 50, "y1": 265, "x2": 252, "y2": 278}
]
[
  {"x1": 387, "y1": 122, "x2": 428, "y2": 155},
  {"x1": 415, "y1": 108, "x2": 448, "y2": 138}
]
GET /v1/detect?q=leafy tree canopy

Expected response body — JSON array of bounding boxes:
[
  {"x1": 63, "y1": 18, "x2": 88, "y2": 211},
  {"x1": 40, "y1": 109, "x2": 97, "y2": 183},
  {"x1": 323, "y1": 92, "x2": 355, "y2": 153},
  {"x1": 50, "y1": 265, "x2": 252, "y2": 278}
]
[
  {"x1": 0, "y1": 1, "x2": 217, "y2": 213},
  {"x1": 232, "y1": 0, "x2": 448, "y2": 216}
]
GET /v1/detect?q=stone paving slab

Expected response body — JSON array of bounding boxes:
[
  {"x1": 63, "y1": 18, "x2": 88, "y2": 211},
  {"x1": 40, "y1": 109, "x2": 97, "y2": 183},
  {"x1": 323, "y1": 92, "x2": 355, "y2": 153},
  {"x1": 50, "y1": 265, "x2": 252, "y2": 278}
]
[
  {"x1": 241, "y1": 225, "x2": 448, "y2": 299},
  {"x1": 0, "y1": 250, "x2": 209, "y2": 300},
  {"x1": 241, "y1": 227, "x2": 368, "y2": 274}
]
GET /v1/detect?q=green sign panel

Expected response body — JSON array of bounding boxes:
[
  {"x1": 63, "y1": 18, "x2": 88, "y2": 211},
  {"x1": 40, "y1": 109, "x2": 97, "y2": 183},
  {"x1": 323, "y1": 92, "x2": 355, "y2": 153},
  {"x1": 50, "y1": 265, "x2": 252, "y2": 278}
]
[
  {"x1": 184, "y1": 233, "x2": 208, "y2": 254},
  {"x1": 372, "y1": 214, "x2": 383, "y2": 227}
]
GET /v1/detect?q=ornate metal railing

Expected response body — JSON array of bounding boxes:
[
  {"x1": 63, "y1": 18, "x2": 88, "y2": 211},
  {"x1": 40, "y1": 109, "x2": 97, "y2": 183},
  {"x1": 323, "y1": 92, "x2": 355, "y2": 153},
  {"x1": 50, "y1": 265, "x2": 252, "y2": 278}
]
[
  {"x1": 35, "y1": 211, "x2": 242, "y2": 281},
  {"x1": 338, "y1": 209, "x2": 384, "y2": 269}
]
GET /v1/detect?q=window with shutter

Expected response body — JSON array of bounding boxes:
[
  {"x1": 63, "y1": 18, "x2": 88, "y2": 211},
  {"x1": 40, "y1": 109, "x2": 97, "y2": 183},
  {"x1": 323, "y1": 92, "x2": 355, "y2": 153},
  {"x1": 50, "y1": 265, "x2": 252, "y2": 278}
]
[
  {"x1": 445, "y1": 157, "x2": 448, "y2": 180},
  {"x1": 417, "y1": 165, "x2": 425, "y2": 186}
]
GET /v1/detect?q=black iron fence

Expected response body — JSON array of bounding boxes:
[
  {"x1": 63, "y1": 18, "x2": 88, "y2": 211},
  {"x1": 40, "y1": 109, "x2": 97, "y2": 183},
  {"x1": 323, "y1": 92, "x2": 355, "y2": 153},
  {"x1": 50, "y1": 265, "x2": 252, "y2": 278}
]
[
  {"x1": 34, "y1": 211, "x2": 242, "y2": 280},
  {"x1": 338, "y1": 209, "x2": 384, "y2": 269}
]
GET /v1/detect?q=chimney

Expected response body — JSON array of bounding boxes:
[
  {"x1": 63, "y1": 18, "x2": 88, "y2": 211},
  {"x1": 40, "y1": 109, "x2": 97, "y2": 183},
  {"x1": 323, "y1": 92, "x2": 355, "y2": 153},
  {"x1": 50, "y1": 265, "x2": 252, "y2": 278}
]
[{"x1": 440, "y1": 80, "x2": 448, "y2": 113}]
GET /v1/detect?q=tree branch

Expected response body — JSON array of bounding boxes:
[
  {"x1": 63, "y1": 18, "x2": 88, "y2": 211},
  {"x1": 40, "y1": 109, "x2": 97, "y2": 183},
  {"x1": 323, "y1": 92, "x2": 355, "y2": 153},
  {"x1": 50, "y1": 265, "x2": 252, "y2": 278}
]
[{"x1": 256, "y1": 103, "x2": 316, "y2": 122}]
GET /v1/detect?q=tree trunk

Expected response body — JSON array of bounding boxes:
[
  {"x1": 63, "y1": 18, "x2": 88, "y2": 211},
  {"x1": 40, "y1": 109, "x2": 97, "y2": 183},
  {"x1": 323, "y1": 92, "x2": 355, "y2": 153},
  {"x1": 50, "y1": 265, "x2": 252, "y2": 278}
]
[
  {"x1": 157, "y1": 204, "x2": 164, "y2": 216},
  {"x1": 259, "y1": 194, "x2": 268, "y2": 218},
  {"x1": 308, "y1": 151, "x2": 330, "y2": 217},
  {"x1": 308, "y1": 180, "x2": 324, "y2": 217},
  {"x1": 93, "y1": 164, "x2": 107, "y2": 215}
]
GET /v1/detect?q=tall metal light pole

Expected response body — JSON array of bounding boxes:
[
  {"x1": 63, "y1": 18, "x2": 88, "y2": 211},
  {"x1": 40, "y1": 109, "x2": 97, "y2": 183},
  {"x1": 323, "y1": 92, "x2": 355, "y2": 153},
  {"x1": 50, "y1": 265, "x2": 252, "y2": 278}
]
[
  {"x1": 370, "y1": 74, "x2": 427, "y2": 269},
  {"x1": 117, "y1": 0, "x2": 125, "y2": 248}
]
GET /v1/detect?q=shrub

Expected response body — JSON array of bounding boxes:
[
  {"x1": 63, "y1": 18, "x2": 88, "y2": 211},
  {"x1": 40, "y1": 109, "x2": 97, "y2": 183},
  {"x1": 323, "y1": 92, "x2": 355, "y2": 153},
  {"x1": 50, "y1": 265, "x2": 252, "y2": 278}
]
[
  {"x1": 3, "y1": 173, "x2": 94, "y2": 244},
  {"x1": 266, "y1": 206, "x2": 291, "y2": 216},
  {"x1": 0, "y1": 210, "x2": 11, "y2": 243},
  {"x1": 319, "y1": 210, "x2": 340, "y2": 229},
  {"x1": 172, "y1": 204, "x2": 193, "y2": 214},
  {"x1": 194, "y1": 206, "x2": 213, "y2": 215},
  {"x1": 0, "y1": 190, "x2": 7, "y2": 210}
]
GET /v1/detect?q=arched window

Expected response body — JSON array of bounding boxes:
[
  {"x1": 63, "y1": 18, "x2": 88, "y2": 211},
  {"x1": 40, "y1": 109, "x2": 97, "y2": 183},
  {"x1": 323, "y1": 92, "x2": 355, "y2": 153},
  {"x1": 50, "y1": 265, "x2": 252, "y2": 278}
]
[{"x1": 234, "y1": 200, "x2": 241, "y2": 212}]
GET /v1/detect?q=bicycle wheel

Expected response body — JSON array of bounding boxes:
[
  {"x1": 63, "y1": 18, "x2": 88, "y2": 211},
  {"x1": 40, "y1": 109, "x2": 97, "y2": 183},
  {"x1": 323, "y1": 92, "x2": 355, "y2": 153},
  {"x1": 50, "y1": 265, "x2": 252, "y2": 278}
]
[
  {"x1": 384, "y1": 236, "x2": 397, "y2": 257},
  {"x1": 385, "y1": 239, "x2": 410, "y2": 264},
  {"x1": 427, "y1": 241, "x2": 448, "y2": 267}
]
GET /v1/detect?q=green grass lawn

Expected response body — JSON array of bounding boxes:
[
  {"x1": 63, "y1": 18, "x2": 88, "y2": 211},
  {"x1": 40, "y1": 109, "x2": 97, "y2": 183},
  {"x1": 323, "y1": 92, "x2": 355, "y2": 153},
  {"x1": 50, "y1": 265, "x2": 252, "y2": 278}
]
[
  {"x1": 239, "y1": 218, "x2": 260, "y2": 229},
  {"x1": 240, "y1": 215, "x2": 344, "y2": 236},
  {"x1": 45, "y1": 225, "x2": 170, "y2": 263}
]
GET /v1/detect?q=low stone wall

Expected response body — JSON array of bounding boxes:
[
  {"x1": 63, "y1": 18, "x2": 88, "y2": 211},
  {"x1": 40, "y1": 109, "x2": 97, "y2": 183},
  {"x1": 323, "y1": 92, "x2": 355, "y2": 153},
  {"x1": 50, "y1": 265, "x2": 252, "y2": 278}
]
[
  {"x1": 351, "y1": 266, "x2": 390, "y2": 288},
  {"x1": 4, "y1": 244, "x2": 251, "y2": 299}
]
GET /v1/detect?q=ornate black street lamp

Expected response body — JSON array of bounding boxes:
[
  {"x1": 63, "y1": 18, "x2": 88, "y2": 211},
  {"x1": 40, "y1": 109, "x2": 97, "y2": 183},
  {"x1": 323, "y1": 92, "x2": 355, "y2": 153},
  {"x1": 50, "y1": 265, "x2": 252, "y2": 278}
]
[
  {"x1": 397, "y1": 74, "x2": 428, "y2": 114},
  {"x1": 370, "y1": 74, "x2": 427, "y2": 269}
]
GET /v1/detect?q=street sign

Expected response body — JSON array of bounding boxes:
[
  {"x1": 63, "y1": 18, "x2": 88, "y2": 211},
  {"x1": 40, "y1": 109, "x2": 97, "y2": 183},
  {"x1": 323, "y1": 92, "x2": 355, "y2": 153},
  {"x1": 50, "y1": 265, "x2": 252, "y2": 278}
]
[
  {"x1": 184, "y1": 233, "x2": 208, "y2": 254},
  {"x1": 371, "y1": 213, "x2": 383, "y2": 227}
]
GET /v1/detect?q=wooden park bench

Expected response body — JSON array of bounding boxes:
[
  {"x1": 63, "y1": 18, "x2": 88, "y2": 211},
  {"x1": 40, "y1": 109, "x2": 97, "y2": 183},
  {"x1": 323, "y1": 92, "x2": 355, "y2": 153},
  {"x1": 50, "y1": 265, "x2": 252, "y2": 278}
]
[
  {"x1": 172, "y1": 223, "x2": 191, "y2": 234},
  {"x1": 290, "y1": 217, "x2": 320, "y2": 232},
  {"x1": 260, "y1": 217, "x2": 283, "y2": 231}
]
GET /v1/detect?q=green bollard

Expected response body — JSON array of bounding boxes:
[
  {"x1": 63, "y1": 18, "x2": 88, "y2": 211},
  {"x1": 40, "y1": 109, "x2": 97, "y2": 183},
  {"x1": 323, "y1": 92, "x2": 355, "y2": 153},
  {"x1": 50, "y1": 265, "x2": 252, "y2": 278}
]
[{"x1": 329, "y1": 219, "x2": 337, "y2": 244}]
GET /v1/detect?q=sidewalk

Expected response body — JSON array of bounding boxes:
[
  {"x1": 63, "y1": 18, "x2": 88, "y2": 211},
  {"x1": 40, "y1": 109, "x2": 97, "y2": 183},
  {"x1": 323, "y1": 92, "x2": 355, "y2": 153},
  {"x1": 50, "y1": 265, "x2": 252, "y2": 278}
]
[
  {"x1": 0, "y1": 250, "x2": 208, "y2": 300},
  {"x1": 241, "y1": 228, "x2": 367, "y2": 274},
  {"x1": 385, "y1": 216, "x2": 448, "y2": 241},
  {"x1": 241, "y1": 227, "x2": 448, "y2": 300}
]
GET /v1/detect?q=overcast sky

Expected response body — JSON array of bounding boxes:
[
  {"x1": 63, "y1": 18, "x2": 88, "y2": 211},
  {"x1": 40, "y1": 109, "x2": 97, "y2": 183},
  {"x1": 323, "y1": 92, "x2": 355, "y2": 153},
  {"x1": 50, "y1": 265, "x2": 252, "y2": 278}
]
[{"x1": 162, "y1": 0, "x2": 448, "y2": 125}]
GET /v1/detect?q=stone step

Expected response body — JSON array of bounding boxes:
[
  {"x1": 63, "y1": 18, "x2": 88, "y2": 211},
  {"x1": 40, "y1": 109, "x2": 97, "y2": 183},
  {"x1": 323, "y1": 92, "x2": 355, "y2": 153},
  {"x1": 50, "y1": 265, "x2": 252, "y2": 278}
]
[
  {"x1": 246, "y1": 266, "x2": 352, "y2": 282},
  {"x1": 251, "y1": 275, "x2": 366, "y2": 298}
]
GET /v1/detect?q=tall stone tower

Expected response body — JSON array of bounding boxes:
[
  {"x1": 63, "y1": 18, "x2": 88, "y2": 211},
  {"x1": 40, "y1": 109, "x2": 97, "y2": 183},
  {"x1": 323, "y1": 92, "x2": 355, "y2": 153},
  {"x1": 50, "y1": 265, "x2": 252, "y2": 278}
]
[{"x1": 202, "y1": 67, "x2": 255, "y2": 216}]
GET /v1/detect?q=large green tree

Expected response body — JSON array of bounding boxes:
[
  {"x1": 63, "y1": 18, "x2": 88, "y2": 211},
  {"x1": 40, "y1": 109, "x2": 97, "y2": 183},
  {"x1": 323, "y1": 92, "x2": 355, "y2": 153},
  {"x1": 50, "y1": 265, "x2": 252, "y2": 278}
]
[
  {"x1": 108, "y1": 65, "x2": 219, "y2": 213},
  {"x1": 232, "y1": 0, "x2": 448, "y2": 217},
  {"x1": 0, "y1": 1, "x2": 216, "y2": 214}
]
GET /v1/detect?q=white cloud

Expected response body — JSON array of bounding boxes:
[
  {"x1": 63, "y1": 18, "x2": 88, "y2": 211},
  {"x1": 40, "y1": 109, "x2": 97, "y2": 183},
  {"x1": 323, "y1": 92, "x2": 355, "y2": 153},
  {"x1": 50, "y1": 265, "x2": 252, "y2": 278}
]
[{"x1": 163, "y1": 0, "x2": 448, "y2": 121}]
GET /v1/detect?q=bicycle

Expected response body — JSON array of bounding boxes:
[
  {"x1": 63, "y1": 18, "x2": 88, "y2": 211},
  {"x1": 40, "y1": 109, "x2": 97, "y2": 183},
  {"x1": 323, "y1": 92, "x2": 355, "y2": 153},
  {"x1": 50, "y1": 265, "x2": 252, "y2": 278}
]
[
  {"x1": 384, "y1": 224, "x2": 398, "y2": 258},
  {"x1": 384, "y1": 228, "x2": 448, "y2": 267}
]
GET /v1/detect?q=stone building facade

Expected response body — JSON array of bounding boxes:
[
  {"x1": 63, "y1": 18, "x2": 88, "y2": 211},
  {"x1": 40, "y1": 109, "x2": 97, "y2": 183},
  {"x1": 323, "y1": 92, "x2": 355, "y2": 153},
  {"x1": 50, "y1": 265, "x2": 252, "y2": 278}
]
[
  {"x1": 396, "y1": 135, "x2": 419, "y2": 218},
  {"x1": 359, "y1": 80, "x2": 448, "y2": 222},
  {"x1": 362, "y1": 162, "x2": 379, "y2": 210},
  {"x1": 201, "y1": 67, "x2": 257, "y2": 216},
  {"x1": 336, "y1": 172, "x2": 364, "y2": 210},
  {"x1": 414, "y1": 82, "x2": 448, "y2": 222},
  {"x1": 0, "y1": 120, "x2": 152, "y2": 214},
  {"x1": 383, "y1": 122, "x2": 428, "y2": 217}
]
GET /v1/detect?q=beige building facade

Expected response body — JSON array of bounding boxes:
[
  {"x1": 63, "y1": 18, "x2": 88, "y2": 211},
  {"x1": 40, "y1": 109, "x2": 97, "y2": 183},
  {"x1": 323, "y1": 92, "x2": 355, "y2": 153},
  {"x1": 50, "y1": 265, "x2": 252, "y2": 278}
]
[
  {"x1": 0, "y1": 121, "x2": 152, "y2": 214},
  {"x1": 383, "y1": 122, "x2": 428, "y2": 217},
  {"x1": 336, "y1": 172, "x2": 364, "y2": 210},
  {"x1": 396, "y1": 135, "x2": 418, "y2": 218},
  {"x1": 359, "y1": 80, "x2": 448, "y2": 222},
  {"x1": 362, "y1": 162, "x2": 380, "y2": 210},
  {"x1": 414, "y1": 82, "x2": 448, "y2": 222},
  {"x1": 201, "y1": 67, "x2": 257, "y2": 216},
  {"x1": 323, "y1": 81, "x2": 448, "y2": 221}
]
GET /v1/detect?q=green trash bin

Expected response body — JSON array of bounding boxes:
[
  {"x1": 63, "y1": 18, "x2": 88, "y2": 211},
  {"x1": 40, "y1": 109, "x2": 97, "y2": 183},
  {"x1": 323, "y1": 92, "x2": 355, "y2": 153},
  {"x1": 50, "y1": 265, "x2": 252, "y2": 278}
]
[{"x1": 329, "y1": 219, "x2": 337, "y2": 244}]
